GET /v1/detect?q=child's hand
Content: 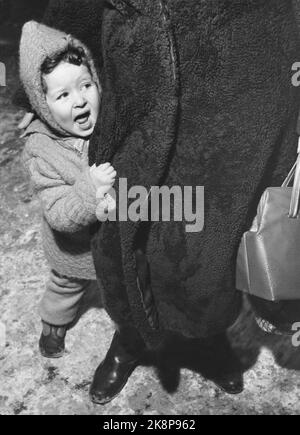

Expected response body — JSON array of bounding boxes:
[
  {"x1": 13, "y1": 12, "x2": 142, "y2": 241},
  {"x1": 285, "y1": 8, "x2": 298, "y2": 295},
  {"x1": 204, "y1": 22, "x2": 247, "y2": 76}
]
[{"x1": 90, "y1": 163, "x2": 117, "y2": 190}]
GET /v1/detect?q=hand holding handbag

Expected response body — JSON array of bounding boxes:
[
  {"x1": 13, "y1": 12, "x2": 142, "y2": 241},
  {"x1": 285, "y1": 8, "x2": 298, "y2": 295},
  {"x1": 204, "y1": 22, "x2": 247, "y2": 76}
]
[{"x1": 236, "y1": 138, "x2": 300, "y2": 301}]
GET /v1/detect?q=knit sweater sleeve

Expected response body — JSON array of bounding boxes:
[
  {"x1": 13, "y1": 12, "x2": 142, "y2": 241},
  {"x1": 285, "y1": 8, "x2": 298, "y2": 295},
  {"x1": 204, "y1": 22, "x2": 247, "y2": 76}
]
[{"x1": 23, "y1": 148, "x2": 99, "y2": 233}]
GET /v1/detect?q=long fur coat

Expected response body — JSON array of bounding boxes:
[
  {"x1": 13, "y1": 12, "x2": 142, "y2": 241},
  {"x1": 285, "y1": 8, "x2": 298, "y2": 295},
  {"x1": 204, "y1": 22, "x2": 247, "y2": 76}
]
[{"x1": 33, "y1": 0, "x2": 300, "y2": 348}]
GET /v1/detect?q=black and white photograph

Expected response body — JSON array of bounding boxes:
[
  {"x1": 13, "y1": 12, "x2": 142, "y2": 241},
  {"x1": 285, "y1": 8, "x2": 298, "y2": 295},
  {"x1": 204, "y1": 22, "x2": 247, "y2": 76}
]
[{"x1": 1, "y1": 0, "x2": 300, "y2": 417}]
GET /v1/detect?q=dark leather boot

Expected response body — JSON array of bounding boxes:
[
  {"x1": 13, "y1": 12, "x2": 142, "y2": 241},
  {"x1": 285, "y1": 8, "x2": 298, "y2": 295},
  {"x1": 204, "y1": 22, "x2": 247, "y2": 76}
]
[
  {"x1": 39, "y1": 321, "x2": 67, "y2": 359},
  {"x1": 206, "y1": 334, "x2": 244, "y2": 395},
  {"x1": 90, "y1": 328, "x2": 146, "y2": 405},
  {"x1": 212, "y1": 370, "x2": 244, "y2": 395}
]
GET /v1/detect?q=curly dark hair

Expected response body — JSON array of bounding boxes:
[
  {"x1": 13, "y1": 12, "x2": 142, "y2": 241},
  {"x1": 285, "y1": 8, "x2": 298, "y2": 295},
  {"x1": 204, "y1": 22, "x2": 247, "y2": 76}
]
[{"x1": 41, "y1": 44, "x2": 91, "y2": 93}]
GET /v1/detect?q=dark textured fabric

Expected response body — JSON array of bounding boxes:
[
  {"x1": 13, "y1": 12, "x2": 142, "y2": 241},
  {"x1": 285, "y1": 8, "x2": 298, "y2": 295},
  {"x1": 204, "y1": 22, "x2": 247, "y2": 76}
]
[{"x1": 37, "y1": 0, "x2": 300, "y2": 349}]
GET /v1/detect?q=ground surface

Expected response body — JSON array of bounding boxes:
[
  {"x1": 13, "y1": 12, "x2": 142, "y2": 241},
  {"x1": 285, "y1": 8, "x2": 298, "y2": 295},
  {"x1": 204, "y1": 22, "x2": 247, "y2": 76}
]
[{"x1": 1, "y1": 31, "x2": 300, "y2": 416}]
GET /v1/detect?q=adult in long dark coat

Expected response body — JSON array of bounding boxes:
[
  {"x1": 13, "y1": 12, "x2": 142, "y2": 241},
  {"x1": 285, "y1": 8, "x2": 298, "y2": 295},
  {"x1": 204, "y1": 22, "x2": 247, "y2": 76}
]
[{"x1": 18, "y1": 0, "x2": 300, "y2": 404}]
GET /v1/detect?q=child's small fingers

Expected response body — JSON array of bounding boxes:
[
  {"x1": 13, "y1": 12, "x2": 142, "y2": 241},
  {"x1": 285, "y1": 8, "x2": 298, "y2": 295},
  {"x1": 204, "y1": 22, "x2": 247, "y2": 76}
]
[
  {"x1": 100, "y1": 176, "x2": 113, "y2": 184},
  {"x1": 104, "y1": 170, "x2": 116, "y2": 178},
  {"x1": 107, "y1": 173, "x2": 116, "y2": 183},
  {"x1": 107, "y1": 168, "x2": 117, "y2": 177},
  {"x1": 99, "y1": 162, "x2": 111, "y2": 170},
  {"x1": 105, "y1": 166, "x2": 115, "y2": 174},
  {"x1": 103, "y1": 167, "x2": 115, "y2": 176}
]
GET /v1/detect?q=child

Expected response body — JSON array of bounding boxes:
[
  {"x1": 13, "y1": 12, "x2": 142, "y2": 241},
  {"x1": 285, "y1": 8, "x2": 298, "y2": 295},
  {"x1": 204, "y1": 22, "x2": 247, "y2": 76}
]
[{"x1": 19, "y1": 21, "x2": 116, "y2": 358}]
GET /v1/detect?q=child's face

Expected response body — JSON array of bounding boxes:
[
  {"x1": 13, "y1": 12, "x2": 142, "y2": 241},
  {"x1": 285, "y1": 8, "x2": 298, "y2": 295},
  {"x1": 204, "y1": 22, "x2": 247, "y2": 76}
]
[{"x1": 44, "y1": 62, "x2": 100, "y2": 138}]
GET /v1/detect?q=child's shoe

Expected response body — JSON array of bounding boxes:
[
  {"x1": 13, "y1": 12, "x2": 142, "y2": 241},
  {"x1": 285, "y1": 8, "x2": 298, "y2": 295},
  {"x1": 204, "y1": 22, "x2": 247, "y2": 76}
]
[{"x1": 39, "y1": 321, "x2": 67, "y2": 358}]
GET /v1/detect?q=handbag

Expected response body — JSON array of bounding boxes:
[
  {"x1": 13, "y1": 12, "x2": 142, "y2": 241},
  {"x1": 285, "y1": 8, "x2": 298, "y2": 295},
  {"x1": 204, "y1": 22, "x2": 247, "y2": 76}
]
[{"x1": 236, "y1": 138, "x2": 300, "y2": 301}]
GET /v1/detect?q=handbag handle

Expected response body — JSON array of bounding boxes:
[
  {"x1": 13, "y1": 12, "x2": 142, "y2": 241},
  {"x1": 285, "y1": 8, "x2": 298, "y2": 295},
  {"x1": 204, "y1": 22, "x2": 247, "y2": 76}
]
[{"x1": 282, "y1": 137, "x2": 300, "y2": 218}]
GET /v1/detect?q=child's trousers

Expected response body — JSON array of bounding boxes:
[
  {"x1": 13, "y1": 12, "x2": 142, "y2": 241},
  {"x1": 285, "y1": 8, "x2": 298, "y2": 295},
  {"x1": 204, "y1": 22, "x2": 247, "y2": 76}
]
[{"x1": 39, "y1": 269, "x2": 91, "y2": 326}]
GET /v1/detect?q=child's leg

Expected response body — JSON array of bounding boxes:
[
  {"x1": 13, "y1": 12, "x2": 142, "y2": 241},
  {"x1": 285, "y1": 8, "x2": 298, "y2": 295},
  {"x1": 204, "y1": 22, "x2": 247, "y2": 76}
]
[{"x1": 40, "y1": 269, "x2": 90, "y2": 326}]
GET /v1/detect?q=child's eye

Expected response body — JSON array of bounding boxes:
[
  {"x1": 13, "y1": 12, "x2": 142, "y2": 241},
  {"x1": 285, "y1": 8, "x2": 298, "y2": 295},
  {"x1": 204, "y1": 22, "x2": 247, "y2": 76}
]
[
  {"x1": 57, "y1": 92, "x2": 69, "y2": 101},
  {"x1": 82, "y1": 82, "x2": 92, "y2": 90}
]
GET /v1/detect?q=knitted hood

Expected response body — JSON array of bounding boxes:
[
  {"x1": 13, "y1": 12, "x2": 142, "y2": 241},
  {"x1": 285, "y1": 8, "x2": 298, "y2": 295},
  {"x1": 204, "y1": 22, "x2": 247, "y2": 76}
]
[{"x1": 19, "y1": 21, "x2": 100, "y2": 136}]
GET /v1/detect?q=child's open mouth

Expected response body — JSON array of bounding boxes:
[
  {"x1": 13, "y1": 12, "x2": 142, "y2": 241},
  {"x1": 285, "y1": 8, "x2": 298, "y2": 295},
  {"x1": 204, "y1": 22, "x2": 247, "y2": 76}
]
[{"x1": 74, "y1": 110, "x2": 92, "y2": 130}]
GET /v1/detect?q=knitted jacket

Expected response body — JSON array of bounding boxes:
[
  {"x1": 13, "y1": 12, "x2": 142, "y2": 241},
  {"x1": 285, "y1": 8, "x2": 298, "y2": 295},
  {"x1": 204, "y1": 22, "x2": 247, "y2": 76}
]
[
  {"x1": 19, "y1": 21, "x2": 105, "y2": 280},
  {"x1": 22, "y1": 120, "x2": 102, "y2": 280}
]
